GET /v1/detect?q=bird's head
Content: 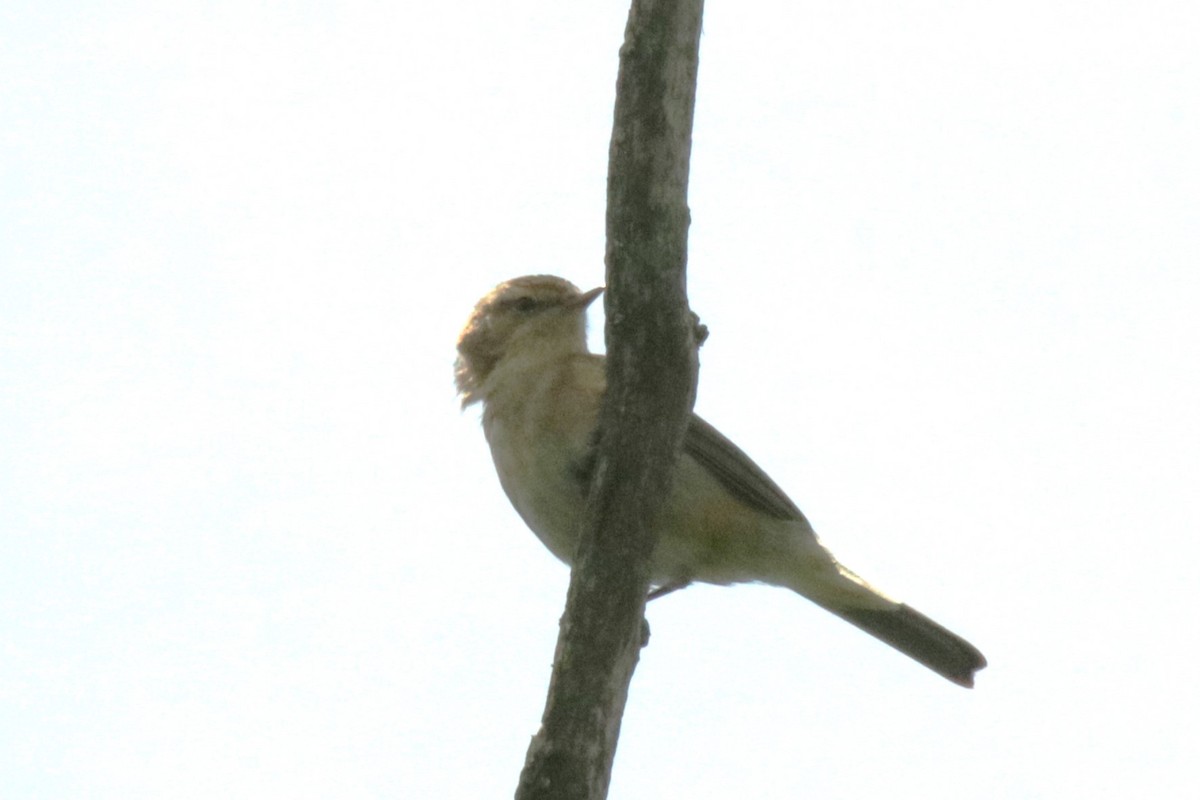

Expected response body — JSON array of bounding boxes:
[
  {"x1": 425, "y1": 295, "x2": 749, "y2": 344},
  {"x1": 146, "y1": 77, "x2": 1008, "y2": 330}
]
[{"x1": 455, "y1": 275, "x2": 604, "y2": 406}]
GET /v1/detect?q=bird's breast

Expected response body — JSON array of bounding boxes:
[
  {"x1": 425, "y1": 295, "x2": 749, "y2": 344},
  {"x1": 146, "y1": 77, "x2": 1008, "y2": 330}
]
[{"x1": 482, "y1": 401, "x2": 589, "y2": 566}]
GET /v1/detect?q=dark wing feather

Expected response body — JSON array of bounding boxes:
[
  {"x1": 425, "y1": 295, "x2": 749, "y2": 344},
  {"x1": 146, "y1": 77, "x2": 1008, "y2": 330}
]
[
  {"x1": 683, "y1": 414, "x2": 807, "y2": 523},
  {"x1": 686, "y1": 416, "x2": 987, "y2": 688}
]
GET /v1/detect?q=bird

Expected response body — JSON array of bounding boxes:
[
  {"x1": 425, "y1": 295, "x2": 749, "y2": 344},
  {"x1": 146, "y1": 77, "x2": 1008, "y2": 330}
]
[{"x1": 456, "y1": 274, "x2": 986, "y2": 688}]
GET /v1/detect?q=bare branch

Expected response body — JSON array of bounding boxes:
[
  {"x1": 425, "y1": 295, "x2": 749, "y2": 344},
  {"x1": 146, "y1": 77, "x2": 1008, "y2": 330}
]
[{"x1": 514, "y1": 1, "x2": 704, "y2": 799}]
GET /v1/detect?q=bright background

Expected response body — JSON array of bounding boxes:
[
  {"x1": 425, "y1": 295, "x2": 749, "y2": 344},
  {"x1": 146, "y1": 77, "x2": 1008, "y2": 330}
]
[{"x1": 3, "y1": 1, "x2": 1198, "y2": 797}]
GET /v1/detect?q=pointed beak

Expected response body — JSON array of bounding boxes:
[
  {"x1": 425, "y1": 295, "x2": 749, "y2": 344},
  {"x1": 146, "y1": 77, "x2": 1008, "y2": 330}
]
[{"x1": 576, "y1": 286, "x2": 604, "y2": 308}]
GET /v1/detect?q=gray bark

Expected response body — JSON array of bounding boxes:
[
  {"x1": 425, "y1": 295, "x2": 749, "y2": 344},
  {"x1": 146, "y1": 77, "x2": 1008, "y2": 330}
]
[{"x1": 513, "y1": 1, "x2": 705, "y2": 799}]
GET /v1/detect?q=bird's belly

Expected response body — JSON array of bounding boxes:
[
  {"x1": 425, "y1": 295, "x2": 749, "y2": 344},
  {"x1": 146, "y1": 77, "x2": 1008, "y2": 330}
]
[{"x1": 484, "y1": 410, "x2": 847, "y2": 598}]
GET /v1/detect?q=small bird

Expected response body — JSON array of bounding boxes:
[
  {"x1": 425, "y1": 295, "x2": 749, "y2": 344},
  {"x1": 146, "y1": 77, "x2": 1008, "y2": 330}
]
[{"x1": 456, "y1": 274, "x2": 986, "y2": 687}]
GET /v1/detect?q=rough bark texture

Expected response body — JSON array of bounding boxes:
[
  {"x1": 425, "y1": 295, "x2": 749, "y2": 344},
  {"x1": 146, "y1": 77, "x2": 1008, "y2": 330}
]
[{"x1": 513, "y1": 2, "x2": 704, "y2": 799}]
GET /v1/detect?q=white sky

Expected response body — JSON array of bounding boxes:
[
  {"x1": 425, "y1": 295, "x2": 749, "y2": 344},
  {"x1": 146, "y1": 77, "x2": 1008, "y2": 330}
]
[{"x1": 2, "y1": 1, "x2": 1198, "y2": 797}]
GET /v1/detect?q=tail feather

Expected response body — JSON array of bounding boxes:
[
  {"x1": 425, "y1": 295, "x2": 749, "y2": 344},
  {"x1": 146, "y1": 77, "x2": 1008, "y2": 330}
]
[{"x1": 828, "y1": 603, "x2": 986, "y2": 687}]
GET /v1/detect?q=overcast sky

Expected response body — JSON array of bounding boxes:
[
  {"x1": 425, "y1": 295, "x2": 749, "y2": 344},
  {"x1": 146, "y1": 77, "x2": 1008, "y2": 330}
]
[{"x1": 3, "y1": 1, "x2": 1198, "y2": 798}]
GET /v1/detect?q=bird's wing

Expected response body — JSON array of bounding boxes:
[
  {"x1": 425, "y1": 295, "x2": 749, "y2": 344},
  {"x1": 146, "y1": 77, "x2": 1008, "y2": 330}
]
[
  {"x1": 686, "y1": 416, "x2": 987, "y2": 687},
  {"x1": 683, "y1": 414, "x2": 808, "y2": 523}
]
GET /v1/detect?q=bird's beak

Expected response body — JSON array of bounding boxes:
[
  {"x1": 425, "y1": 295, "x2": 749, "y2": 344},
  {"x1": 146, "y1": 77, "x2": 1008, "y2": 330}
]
[{"x1": 576, "y1": 286, "x2": 605, "y2": 308}]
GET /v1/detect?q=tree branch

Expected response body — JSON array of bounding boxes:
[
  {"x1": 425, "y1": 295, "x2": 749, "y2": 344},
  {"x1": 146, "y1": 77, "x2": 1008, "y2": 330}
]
[{"x1": 513, "y1": 1, "x2": 704, "y2": 799}]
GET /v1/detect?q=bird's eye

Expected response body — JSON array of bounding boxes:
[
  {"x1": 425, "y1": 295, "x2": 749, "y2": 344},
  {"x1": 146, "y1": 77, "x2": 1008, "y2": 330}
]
[{"x1": 512, "y1": 296, "x2": 539, "y2": 313}]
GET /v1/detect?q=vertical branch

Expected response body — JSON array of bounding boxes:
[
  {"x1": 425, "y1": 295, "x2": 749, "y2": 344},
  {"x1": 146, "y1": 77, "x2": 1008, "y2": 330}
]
[{"x1": 514, "y1": 1, "x2": 704, "y2": 800}]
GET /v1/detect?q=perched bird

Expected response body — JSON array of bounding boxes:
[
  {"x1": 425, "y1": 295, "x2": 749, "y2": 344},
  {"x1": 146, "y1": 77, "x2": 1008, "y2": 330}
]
[{"x1": 456, "y1": 274, "x2": 986, "y2": 688}]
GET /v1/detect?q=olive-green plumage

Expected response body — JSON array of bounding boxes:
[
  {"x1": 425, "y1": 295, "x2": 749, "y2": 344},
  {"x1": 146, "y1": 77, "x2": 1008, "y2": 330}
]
[{"x1": 457, "y1": 275, "x2": 986, "y2": 687}]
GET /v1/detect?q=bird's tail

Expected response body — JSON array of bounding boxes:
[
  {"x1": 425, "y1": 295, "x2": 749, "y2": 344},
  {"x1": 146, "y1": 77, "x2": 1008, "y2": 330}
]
[
  {"x1": 821, "y1": 600, "x2": 987, "y2": 688},
  {"x1": 781, "y1": 559, "x2": 986, "y2": 687}
]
